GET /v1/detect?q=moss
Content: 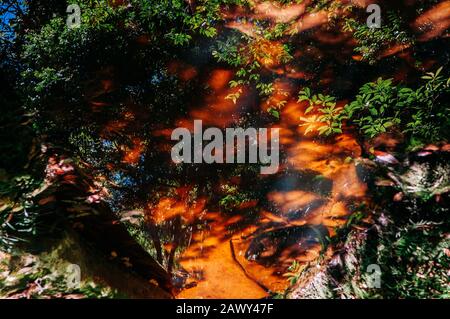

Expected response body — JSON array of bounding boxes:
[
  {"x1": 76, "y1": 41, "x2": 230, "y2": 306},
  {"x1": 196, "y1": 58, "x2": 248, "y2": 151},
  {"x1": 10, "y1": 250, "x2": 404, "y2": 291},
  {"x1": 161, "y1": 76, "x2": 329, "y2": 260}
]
[{"x1": 0, "y1": 230, "x2": 171, "y2": 298}]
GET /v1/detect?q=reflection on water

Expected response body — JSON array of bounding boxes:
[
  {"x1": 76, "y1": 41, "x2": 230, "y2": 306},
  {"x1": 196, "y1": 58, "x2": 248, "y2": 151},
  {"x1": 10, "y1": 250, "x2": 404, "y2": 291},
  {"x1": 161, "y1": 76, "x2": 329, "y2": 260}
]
[
  {"x1": 77, "y1": 0, "x2": 449, "y2": 299},
  {"x1": 97, "y1": 57, "x2": 369, "y2": 297}
]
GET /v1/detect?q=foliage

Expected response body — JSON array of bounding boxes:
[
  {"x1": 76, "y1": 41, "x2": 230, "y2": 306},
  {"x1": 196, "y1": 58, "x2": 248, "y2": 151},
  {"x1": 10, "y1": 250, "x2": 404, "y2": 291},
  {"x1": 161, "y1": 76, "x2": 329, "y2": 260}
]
[
  {"x1": 299, "y1": 67, "x2": 450, "y2": 142},
  {"x1": 287, "y1": 204, "x2": 449, "y2": 299},
  {"x1": 283, "y1": 260, "x2": 308, "y2": 286},
  {"x1": 218, "y1": 184, "x2": 256, "y2": 211},
  {"x1": 298, "y1": 88, "x2": 344, "y2": 135},
  {"x1": 213, "y1": 33, "x2": 292, "y2": 100},
  {"x1": 17, "y1": 0, "x2": 248, "y2": 136},
  {"x1": 344, "y1": 78, "x2": 402, "y2": 138},
  {"x1": 378, "y1": 220, "x2": 449, "y2": 298},
  {"x1": 0, "y1": 175, "x2": 40, "y2": 251},
  {"x1": 343, "y1": 11, "x2": 413, "y2": 64},
  {"x1": 287, "y1": 152, "x2": 450, "y2": 299}
]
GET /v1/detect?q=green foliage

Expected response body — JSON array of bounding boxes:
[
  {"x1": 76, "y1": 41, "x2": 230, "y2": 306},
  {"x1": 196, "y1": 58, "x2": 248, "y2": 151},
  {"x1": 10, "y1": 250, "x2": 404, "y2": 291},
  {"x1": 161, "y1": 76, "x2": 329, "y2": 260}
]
[
  {"x1": 283, "y1": 260, "x2": 307, "y2": 285},
  {"x1": 287, "y1": 202, "x2": 449, "y2": 299},
  {"x1": 218, "y1": 184, "x2": 255, "y2": 211},
  {"x1": 0, "y1": 175, "x2": 43, "y2": 252},
  {"x1": 299, "y1": 67, "x2": 450, "y2": 142},
  {"x1": 213, "y1": 34, "x2": 292, "y2": 100},
  {"x1": 344, "y1": 218, "x2": 449, "y2": 299},
  {"x1": 263, "y1": 22, "x2": 290, "y2": 40},
  {"x1": 380, "y1": 220, "x2": 449, "y2": 298},
  {"x1": 344, "y1": 78, "x2": 401, "y2": 138},
  {"x1": 404, "y1": 67, "x2": 450, "y2": 140},
  {"x1": 19, "y1": 0, "x2": 248, "y2": 133},
  {"x1": 129, "y1": 0, "x2": 242, "y2": 44},
  {"x1": 343, "y1": 11, "x2": 413, "y2": 64},
  {"x1": 219, "y1": 194, "x2": 243, "y2": 210},
  {"x1": 299, "y1": 88, "x2": 344, "y2": 135},
  {"x1": 348, "y1": 68, "x2": 449, "y2": 140}
]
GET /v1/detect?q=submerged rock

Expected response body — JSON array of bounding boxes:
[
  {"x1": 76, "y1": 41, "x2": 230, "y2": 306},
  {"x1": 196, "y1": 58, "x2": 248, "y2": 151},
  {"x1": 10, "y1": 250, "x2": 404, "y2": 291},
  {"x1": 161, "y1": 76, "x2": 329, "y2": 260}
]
[{"x1": 245, "y1": 225, "x2": 329, "y2": 266}]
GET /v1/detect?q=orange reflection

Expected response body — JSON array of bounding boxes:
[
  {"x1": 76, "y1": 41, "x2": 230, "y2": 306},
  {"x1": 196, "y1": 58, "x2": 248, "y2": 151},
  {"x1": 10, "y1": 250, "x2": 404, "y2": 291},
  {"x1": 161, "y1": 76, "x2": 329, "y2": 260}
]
[
  {"x1": 148, "y1": 197, "x2": 207, "y2": 225},
  {"x1": 167, "y1": 60, "x2": 198, "y2": 82},
  {"x1": 177, "y1": 212, "x2": 268, "y2": 299},
  {"x1": 88, "y1": 0, "x2": 450, "y2": 300},
  {"x1": 122, "y1": 138, "x2": 144, "y2": 164},
  {"x1": 140, "y1": 0, "x2": 391, "y2": 299},
  {"x1": 413, "y1": 1, "x2": 450, "y2": 41},
  {"x1": 250, "y1": 39, "x2": 288, "y2": 68},
  {"x1": 151, "y1": 71, "x2": 369, "y2": 299}
]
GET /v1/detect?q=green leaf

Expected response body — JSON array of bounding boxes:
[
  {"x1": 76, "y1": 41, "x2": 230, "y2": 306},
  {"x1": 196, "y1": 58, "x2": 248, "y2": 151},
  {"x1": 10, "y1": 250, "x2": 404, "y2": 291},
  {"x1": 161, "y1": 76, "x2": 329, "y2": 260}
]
[{"x1": 305, "y1": 106, "x2": 314, "y2": 114}]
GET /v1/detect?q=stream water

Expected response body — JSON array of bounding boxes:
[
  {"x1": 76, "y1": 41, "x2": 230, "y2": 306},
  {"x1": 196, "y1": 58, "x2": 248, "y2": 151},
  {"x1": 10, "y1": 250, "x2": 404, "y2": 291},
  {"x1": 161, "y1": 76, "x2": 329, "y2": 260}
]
[
  {"x1": 101, "y1": 30, "x2": 374, "y2": 299},
  {"x1": 89, "y1": 1, "x2": 449, "y2": 299},
  {"x1": 154, "y1": 67, "x2": 367, "y2": 298}
]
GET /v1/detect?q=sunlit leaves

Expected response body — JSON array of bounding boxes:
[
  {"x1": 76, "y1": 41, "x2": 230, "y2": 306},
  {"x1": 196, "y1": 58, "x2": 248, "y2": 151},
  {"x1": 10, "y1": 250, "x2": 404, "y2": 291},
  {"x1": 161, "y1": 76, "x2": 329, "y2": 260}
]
[
  {"x1": 256, "y1": 82, "x2": 274, "y2": 96},
  {"x1": 299, "y1": 68, "x2": 449, "y2": 140},
  {"x1": 225, "y1": 89, "x2": 242, "y2": 104},
  {"x1": 213, "y1": 34, "x2": 292, "y2": 101},
  {"x1": 298, "y1": 88, "x2": 343, "y2": 136}
]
